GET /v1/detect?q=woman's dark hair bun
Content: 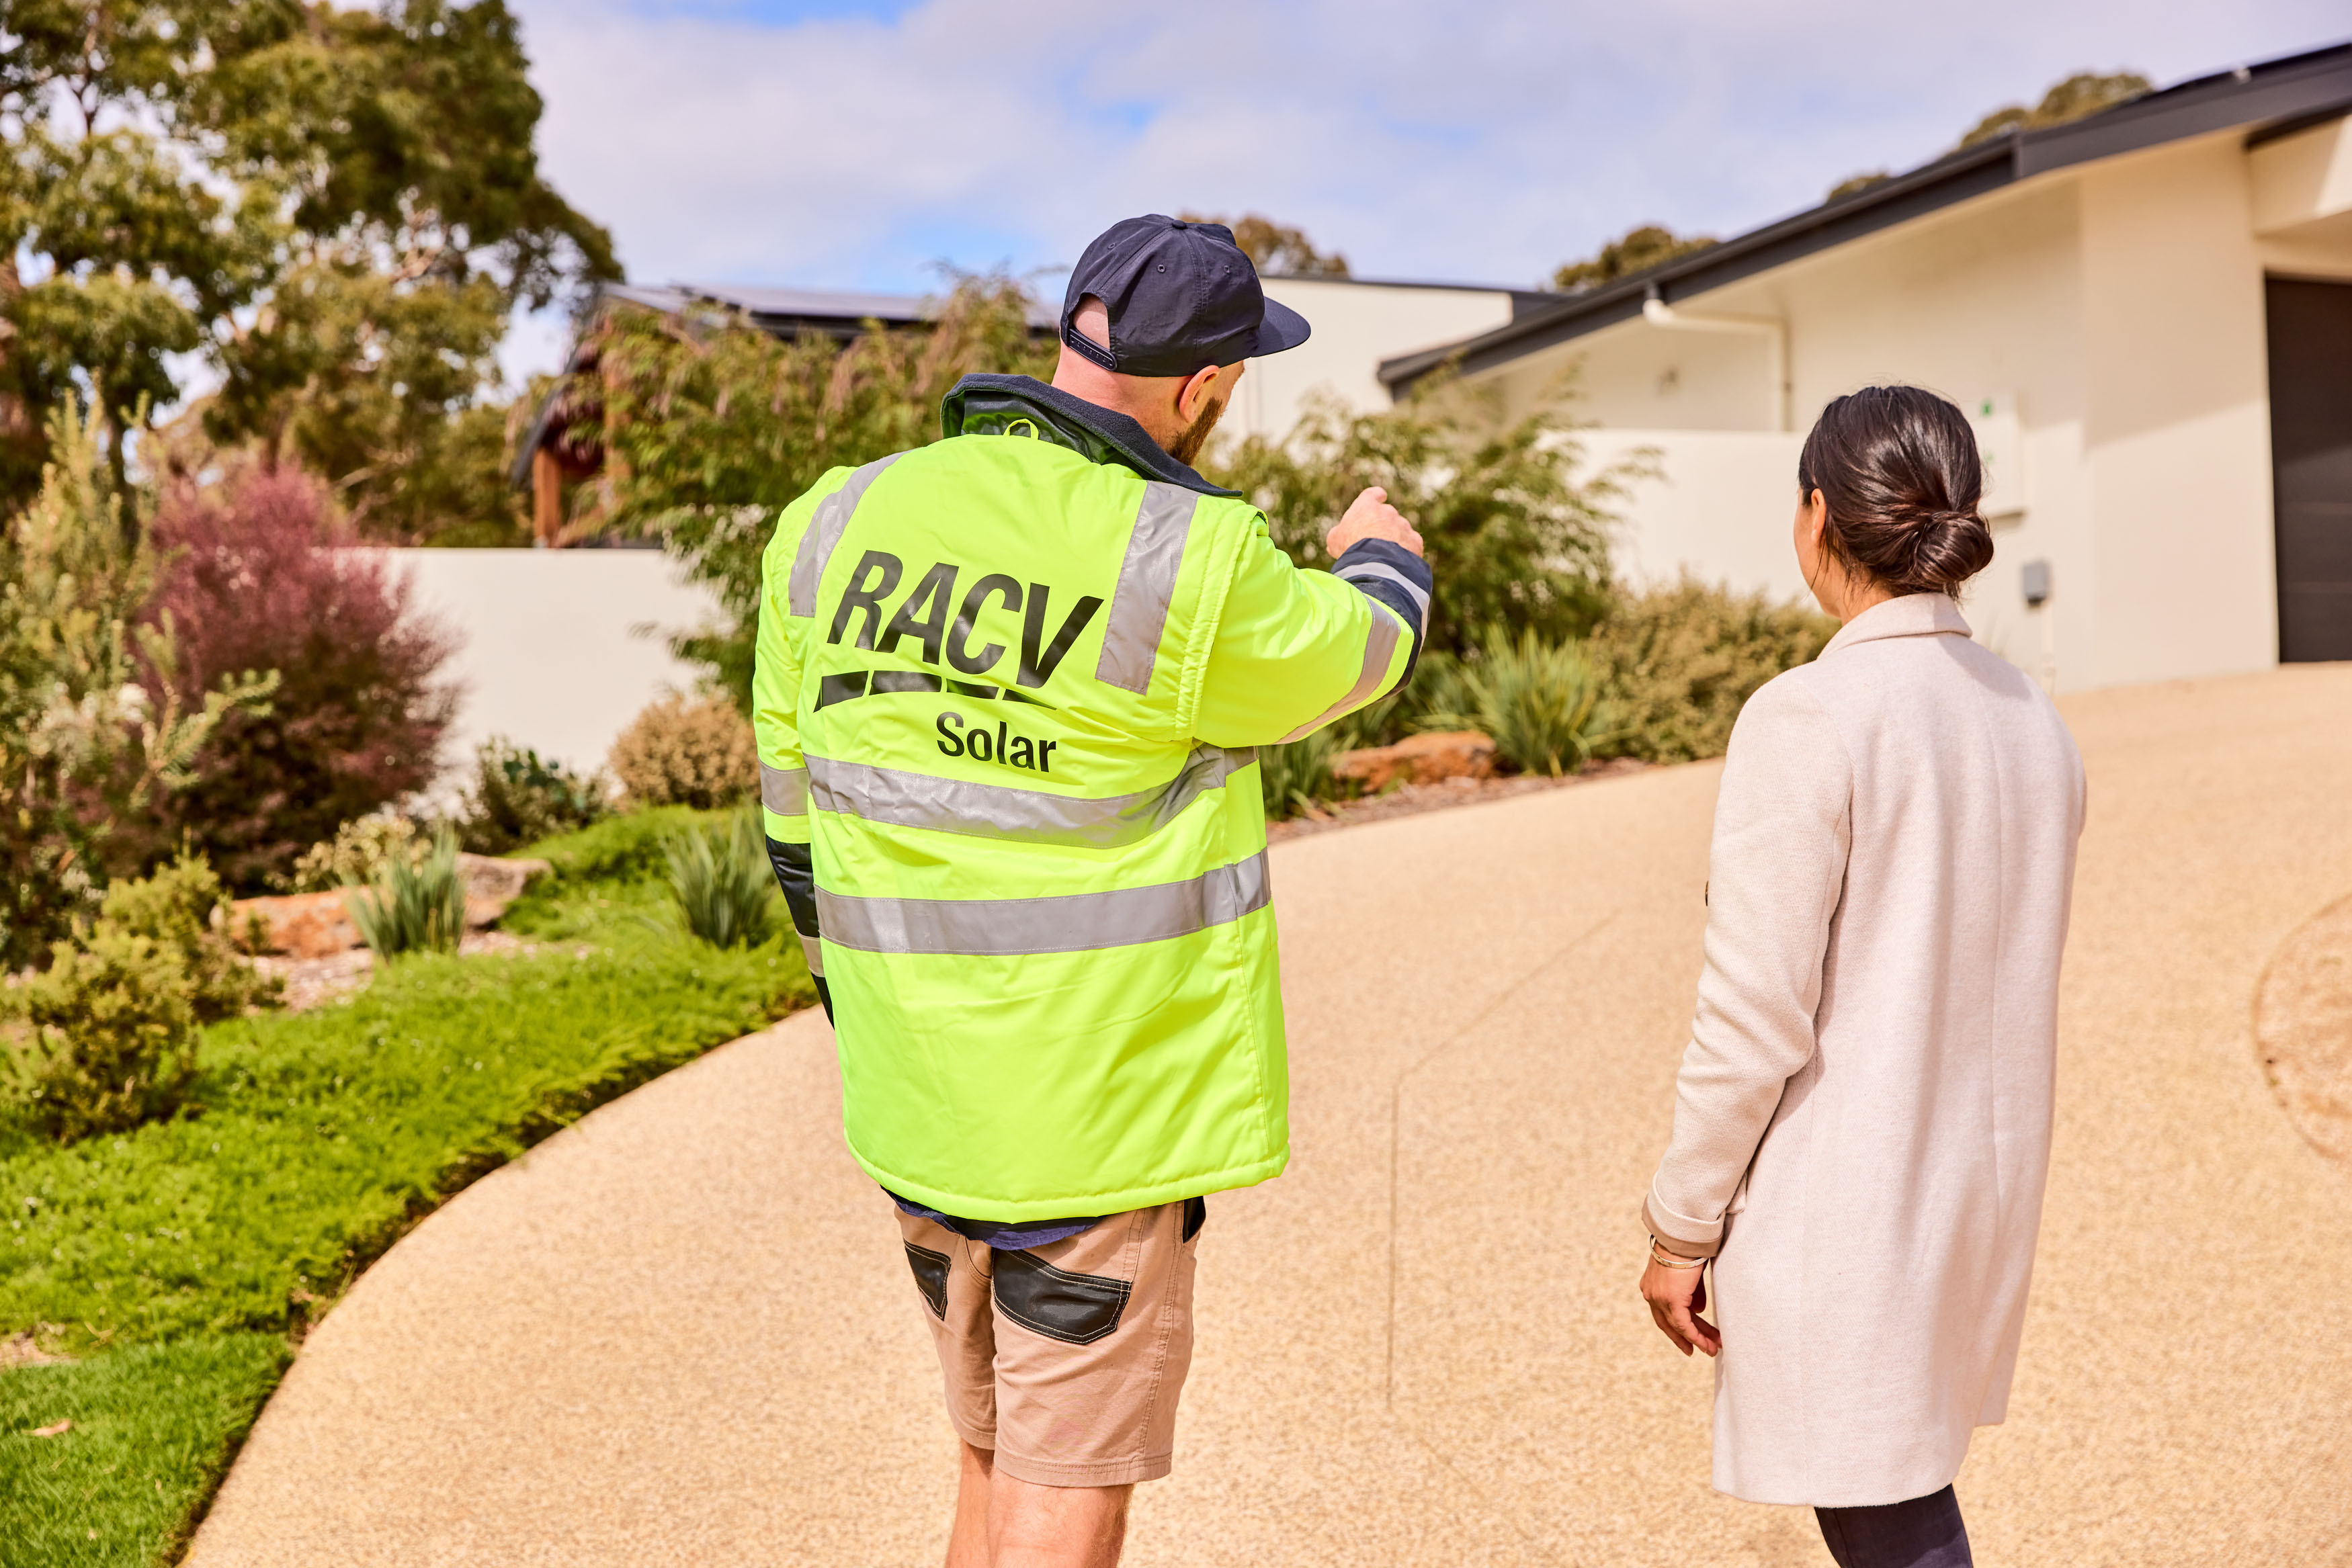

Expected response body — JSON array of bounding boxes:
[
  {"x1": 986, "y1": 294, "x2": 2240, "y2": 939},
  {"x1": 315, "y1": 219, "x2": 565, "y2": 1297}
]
[{"x1": 1797, "y1": 386, "x2": 1994, "y2": 597}]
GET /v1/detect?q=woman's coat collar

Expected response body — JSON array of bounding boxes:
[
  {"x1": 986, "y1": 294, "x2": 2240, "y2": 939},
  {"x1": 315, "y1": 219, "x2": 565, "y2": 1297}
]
[{"x1": 1820, "y1": 592, "x2": 1974, "y2": 658}]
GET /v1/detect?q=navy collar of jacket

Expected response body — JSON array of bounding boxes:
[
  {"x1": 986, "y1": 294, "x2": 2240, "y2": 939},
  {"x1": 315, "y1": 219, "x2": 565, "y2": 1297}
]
[{"x1": 939, "y1": 374, "x2": 1241, "y2": 499}]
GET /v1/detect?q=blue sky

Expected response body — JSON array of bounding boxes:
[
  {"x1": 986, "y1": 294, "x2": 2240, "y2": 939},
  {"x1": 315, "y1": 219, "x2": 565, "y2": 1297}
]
[{"x1": 498, "y1": 0, "x2": 2347, "y2": 374}]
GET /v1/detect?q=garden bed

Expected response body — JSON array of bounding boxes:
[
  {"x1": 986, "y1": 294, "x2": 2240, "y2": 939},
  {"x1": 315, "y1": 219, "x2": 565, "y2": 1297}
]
[
  {"x1": 1267, "y1": 756, "x2": 1653, "y2": 843},
  {"x1": 0, "y1": 812, "x2": 814, "y2": 1567}
]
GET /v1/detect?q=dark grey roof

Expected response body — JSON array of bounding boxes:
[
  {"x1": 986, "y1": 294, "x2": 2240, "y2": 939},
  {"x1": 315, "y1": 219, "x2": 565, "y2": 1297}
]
[
  {"x1": 1380, "y1": 40, "x2": 2352, "y2": 394},
  {"x1": 1260, "y1": 271, "x2": 1559, "y2": 316},
  {"x1": 611, "y1": 281, "x2": 1058, "y2": 335}
]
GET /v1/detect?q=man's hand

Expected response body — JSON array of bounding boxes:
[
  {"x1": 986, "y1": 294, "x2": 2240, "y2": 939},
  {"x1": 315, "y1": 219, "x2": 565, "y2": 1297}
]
[
  {"x1": 1325, "y1": 486, "x2": 1424, "y2": 560},
  {"x1": 1640, "y1": 1251, "x2": 1721, "y2": 1358}
]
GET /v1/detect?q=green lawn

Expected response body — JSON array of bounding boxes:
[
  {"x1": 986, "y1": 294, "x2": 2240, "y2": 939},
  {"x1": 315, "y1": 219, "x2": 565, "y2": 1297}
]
[{"x1": 0, "y1": 810, "x2": 812, "y2": 1564}]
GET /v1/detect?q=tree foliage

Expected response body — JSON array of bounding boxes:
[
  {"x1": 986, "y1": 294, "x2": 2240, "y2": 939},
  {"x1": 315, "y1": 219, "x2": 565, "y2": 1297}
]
[
  {"x1": 1551, "y1": 224, "x2": 1716, "y2": 293},
  {"x1": 1828, "y1": 69, "x2": 2154, "y2": 202},
  {"x1": 1957, "y1": 70, "x2": 2152, "y2": 148},
  {"x1": 0, "y1": 401, "x2": 271, "y2": 968},
  {"x1": 1176, "y1": 212, "x2": 1350, "y2": 277},
  {"x1": 594, "y1": 277, "x2": 1054, "y2": 706},
  {"x1": 0, "y1": 1, "x2": 616, "y2": 536},
  {"x1": 1208, "y1": 376, "x2": 1628, "y2": 660}
]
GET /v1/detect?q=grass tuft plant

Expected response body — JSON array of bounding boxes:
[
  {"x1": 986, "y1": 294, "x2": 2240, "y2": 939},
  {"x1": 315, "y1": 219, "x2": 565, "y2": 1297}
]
[
  {"x1": 661, "y1": 810, "x2": 779, "y2": 949},
  {"x1": 1259, "y1": 728, "x2": 1359, "y2": 822},
  {"x1": 1427, "y1": 626, "x2": 1603, "y2": 777},
  {"x1": 344, "y1": 826, "x2": 466, "y2": 959}
]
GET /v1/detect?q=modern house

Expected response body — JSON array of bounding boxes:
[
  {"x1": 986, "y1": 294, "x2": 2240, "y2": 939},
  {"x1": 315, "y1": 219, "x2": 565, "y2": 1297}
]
[{"x1": 1380, "y1": 40, "x2": 2352, "y2": 690}]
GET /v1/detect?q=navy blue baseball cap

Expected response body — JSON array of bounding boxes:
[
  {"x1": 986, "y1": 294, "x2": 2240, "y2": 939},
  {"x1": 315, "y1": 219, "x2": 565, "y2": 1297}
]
[{"x1": 1060, "y1": 215, "x2": 1312, "y2": 378}]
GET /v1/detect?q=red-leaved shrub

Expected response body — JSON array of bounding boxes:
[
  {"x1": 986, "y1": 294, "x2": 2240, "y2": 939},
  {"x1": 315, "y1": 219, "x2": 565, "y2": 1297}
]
[{"x1": 138, "y1": 468, "x2": 460, "y2": 892}]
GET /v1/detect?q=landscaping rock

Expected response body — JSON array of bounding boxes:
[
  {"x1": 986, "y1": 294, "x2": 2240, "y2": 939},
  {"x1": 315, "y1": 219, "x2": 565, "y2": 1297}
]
[
  {"x1": 458, "y1": 855, "x2": 552, "y2": 930},
  {"x1": 232, "y1": 892, "x2": 362, "y2": 959},
  {"x1": 231, "y1": 857, "x2": 551, "y2": 957},
  {"x1": 1330, "y1": 730, "x2": 1497, "y2": 792}
]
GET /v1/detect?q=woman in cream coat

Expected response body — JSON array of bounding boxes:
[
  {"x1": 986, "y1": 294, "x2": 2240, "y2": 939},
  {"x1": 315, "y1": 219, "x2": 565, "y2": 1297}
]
[{"x1": 1638, "y1": 386, "x2": 2085, "y2": 1568}]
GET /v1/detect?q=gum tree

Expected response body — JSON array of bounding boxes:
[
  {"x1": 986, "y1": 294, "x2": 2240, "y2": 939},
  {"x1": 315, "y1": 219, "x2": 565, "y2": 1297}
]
[{"x1": 0, "y1": 1, "x2": 616, "y2": 536}]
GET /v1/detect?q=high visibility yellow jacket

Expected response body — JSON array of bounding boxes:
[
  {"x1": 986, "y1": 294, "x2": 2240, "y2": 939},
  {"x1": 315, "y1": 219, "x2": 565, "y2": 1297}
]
[{"x1": 755, "y1": 374, "x2": 1431, "y2": 1221}]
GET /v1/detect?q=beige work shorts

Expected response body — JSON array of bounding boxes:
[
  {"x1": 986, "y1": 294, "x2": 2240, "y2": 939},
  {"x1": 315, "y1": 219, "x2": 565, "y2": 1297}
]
[{"x1": 895, "y1": 1199, "x2": 1203, "y2": 1487}]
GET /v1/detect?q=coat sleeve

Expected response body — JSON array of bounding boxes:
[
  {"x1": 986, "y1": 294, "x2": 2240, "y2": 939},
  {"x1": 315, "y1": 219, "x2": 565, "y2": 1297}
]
[
  {"x1": 755, "y1": 470, "x2": 852, "y2": 1012},
  {"x1": 1189, "y1": 521, "x2": 1431, "y2": 747},
  {"x1": 1643, "y1": 675, "x2": 1853, "y2": 1257}
]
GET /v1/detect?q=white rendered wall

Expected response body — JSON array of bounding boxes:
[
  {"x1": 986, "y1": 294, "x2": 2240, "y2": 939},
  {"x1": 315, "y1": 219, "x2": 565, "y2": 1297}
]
[
  {"x1": 1238, "y1": 277, "x2": 1517, "y2": 443},
  {"x1": 2077, "y1": 135, "x2": 2279, "y2": 688},
  {"x1": 377, "y1": 548, "x2": 721, "y2": 784},
  {"x1": 1579, "y1": 429, "x2": 1810, "y2": 600},
  {"x1": 1471, "y1": 139, "x2": 2331, "y2": 695}
]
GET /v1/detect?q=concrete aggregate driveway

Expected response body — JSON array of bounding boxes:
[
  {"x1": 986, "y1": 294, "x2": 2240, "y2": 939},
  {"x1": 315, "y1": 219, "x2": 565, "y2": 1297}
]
[{"x1": 187, "y1": 666, "x2": 2352, "y2": 1567}]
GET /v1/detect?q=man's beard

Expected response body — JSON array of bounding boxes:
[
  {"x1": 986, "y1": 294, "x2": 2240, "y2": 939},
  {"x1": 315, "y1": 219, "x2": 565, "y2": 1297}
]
[{"x1": 1167, "y1": 393, "x2": 1228, "y2": 466}]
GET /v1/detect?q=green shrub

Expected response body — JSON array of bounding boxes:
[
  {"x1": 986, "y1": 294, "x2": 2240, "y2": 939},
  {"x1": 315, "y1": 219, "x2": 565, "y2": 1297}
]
[
  {"x1": 609, "y1": 693, "x2": 759, "y2": 810},
  {"x1": 453, "y1": 736, "x2": 610, "y2": 855},
  {"x1": 95, "y1": 854, "x2": 281, "y2": 1021},
  {"x1": 345, "y1": 826, "x2": 466, "y2": 959},
  {"x1": 4, "y1": 928, "x2": 199, "y2": 1141},
  {"x1": 661, "y1": 811, "x2": 779, "y2": 949},
  {"x1": 285, "y1": 814, "x2": 422, "y2": 893},
  {"x1": 1209, "y1": 375, "x2": 1630, "y2": 660},
  {"x1": 1426, "y1": 626, "x2": 1603, "y2": 777},
  {"x1": 1587, "y1": 577, "x2": 1836, "y2": 762},
  {"x1": 0, "y1": 400, "x2": 273, "y2": 969},
  {"x1": 515, "y1": 806, "x2": 708, "y2": 883}
]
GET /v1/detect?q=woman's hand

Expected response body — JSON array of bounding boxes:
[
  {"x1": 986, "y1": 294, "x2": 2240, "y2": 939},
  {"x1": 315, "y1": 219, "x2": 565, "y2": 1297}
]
[{"x1": 1641, "y1": 1249, "x2": 1722, "y2": 1357}]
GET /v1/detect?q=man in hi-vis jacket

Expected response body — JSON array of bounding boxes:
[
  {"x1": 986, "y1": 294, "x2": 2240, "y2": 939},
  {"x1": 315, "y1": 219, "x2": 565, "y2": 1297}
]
[{"x1": 754, "y1": 215, "x2": 1429, "y2": 1568}]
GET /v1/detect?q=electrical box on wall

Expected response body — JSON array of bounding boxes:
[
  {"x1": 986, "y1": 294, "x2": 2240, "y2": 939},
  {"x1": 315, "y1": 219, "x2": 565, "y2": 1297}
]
[{"x1": 1972, "y1": 391, "x2": 2025, "y2": 519}]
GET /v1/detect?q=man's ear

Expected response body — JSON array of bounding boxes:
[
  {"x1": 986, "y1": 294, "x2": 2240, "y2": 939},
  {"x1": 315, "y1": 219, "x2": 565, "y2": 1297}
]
[{"x1": 1175, "y1": 363, "x2": 1224, "y2": 423}]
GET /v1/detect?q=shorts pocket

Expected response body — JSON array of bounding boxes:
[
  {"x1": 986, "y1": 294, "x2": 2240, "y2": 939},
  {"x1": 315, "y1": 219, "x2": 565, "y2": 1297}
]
[
  {"x1": 993, "y1": 1250, "x2": 1130, "y2": 1346},
  {"x1": 904, "y1": 1240, "x2": 952, "y2": 1319}
]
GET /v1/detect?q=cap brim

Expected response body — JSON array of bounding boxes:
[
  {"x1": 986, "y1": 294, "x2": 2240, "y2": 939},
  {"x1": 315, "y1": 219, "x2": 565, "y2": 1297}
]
[{"x1": 1244, "y1": 295, "x2": 1312, "y2": 357}]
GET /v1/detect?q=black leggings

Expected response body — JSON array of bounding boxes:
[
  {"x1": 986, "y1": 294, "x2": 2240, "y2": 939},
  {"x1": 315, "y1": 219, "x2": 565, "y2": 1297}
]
[{"x1": 1814, "y1": 1485, "x2": 1972, "y2": 1568}]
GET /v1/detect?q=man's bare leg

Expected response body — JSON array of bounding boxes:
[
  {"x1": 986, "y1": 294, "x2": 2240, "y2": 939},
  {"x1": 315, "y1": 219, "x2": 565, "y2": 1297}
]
[
  {"x1": 988, "y1": 1471, "x2": 1132, "y2": 1568},
  {"x1": 946, "y1": 1442, "x2": 995, "y2": 1568}
]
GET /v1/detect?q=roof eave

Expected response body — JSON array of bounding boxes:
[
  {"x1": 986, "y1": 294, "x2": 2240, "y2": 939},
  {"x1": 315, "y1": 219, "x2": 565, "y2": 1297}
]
[
  {"x1": 1380, "y1": 40, "x2": 2352, "y2": 396},
  {"x1": 1380, "y1": 139, "x2": 2017, "y2": 392}
]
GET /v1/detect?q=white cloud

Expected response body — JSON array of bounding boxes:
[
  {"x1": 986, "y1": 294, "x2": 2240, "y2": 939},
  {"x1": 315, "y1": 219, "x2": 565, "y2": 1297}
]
[{"x1": 506, "y1": 0, "x2": 2348, "y2": 302}]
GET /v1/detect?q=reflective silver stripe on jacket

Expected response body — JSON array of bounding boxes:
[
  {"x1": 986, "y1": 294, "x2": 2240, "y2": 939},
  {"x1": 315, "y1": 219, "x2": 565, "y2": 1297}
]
[
  {"x1": 786, "y1": 453, "x2": 905, "y2": 617},
  {"x1": 759, "y1": 761, "x2": 809, "y2": 817},
  {"x1": 1276, "y1": 603, "x2": 1405, "y2": 744},
  {"x1": 817, "y1": 851, "x2": 1269, "y2": 957},
  {"x1": 804, "y1": 744, "x2": 1255, "y2": 848},
  {"x1": 798, "y1": 932, "x2": 825, "y2": 977},
  {"x1": 1337, "y1": 560, "x2": 1432, "y2": 635},
  {"x1": 1094, "y1": 482, "x2": 1200, "y2": 694}
]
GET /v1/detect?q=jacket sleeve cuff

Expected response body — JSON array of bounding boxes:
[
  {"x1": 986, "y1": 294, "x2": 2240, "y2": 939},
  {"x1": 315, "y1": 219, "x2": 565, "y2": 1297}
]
[
  {"x1": 1331, "y1": 539, "x2": 1431, "y2": 682},
  {"x1": 1642, "y1": 1190, "x2": 1722, "y2": 1259}
]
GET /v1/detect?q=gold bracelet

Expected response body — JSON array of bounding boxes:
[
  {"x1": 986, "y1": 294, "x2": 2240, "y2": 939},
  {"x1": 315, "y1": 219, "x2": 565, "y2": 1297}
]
[{"x1": 1648, "y1": 1237, "x2": 1708, "y2": 1269}]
